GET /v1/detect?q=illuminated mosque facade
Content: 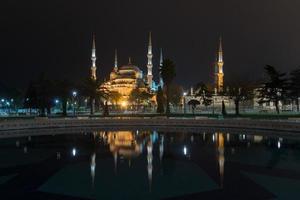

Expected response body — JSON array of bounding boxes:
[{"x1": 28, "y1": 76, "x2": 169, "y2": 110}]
[{"x1": 88, "y1": 32, "x2": 162, "y2": 103}]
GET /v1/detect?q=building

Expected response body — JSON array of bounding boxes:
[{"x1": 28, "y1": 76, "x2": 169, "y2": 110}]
[
  {"x1": 102, "y1": 57, "x2": 149, "y2": 102},
  {"x1": 89, "y1": 32, "x2": 161, "y2": 104}
]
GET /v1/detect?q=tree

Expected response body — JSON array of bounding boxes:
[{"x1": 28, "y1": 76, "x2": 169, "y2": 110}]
[
  {"x1": 258, "y1": 65, "x2": 288, "y2": 114},
  {"x1": 188, "y1": 99, "x2": 200, "y2": 115},
  {"x1": 225, "y1": 82, "x2": 254, "y2": 115},
  {"x1": 168, "y1": 84, "x2": 183, "y2": 109},
  {"x1": 129, "y1": 88, "x2": 152, "y2": 110},
  {"x1": 54, "y1": 80, "x2": 72, "y2": 116},
  {"x1": 34, "y1": 74, "x2": 55, "y2": 116},
  {"x1": 24, "y1": 81, "x2": 38, "y2": 115},
  {"x1": 195, "y1": 82, "x2": 212, "y2": 110},
  {"x1": 289, "y1": 67, "x2": 300, "y2": 112},
  {"x1": 156, "y1": 86, "x2": 165, "y2": 113},
  {"x1": 108, "y1": 91, "x2": 122, "y2": 108},
  {"x1": 160, "y1": 59, "x2": 176, "y2": 115},
  {"x1": 80, "y1": 77, "x2": 108, "y2": 115},
  {"x1": 221, "y1": 100, "x2": 227, "y2": 116}
]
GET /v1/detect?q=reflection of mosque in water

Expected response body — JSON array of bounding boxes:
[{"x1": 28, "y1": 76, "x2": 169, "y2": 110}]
[
  {"x1": 97, "y1": 130, "x2": 160, "y2": 191},
  {"x1": 88, "y1": 130, "x2": 279, "y2": 192}
]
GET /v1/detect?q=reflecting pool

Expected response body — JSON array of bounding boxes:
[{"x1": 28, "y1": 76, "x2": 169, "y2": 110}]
[{"x1": 1, "y1": 130, "x2": 300, "y2": 199}]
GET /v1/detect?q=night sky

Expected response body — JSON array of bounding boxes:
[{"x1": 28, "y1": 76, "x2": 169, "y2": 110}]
[{"x1": 2, "y1": 0, "x2": 300, "y2": 89}]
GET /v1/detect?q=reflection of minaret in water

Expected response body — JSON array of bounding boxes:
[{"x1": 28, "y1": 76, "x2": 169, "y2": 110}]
[
  {"x1": 159, "y1": 135, "x2": 164, "y2": 161},
  {"x1": 90, "y1": 152, "x2": 96, "y2": 188},
  {"x1": 114, "y1": 151, "x2": 118, "y2": 174},
  {"x1": 217, "y1": 133, "x2": 225, "y2": 188},
  {"x1": 147, "y1": 140, "x2": 153, "y2": 192}
]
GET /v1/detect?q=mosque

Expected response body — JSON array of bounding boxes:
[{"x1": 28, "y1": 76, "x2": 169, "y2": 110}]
[
  {"x1": 88, "y1": 32, "x2": 162, "y2": 104},
  {"x1": 88, "y1": 31, "x2": 226, "y2": 110}
]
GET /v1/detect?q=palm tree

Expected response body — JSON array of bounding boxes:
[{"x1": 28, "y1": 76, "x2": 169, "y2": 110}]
[
  {"x1": 81, "y1": 77, "x2": 108, "y2": 115},
  {"x1": 160, "y1": 59, "x2": 176, "y2": 115}
]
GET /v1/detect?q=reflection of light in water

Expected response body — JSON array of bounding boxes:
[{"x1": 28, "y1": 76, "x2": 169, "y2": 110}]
[
  {"x1": 190, "y1": 135, "x2": 194, "y2": 143},
  {"x1": 147, "y1": 141, "x2": 153, "y2": 192},
  {"x1": 243, "y1": 134, "x2": 246, "y2": 140},
  {"x1": 203, "y1": 132, "x2": 206, "y2": 141},
  {"x1": 72, "y1": 148, "x2": 77, "y2": 157},
  {"x1": 159, "y1": 136, "x2": 164, "y2": 161},
  {"x1": 254, "y1": 135, "x2": 263, "y2": 143},
  {"x1": 277, "y1": 141, "x2": 281, "y2": 149},
  {"x1": 90, "y1": 153, "x2": 96, "y2": 187},
  {"x1": 217, "y1": 133, "x2": 225, "y2": 188},
  {"x1": 183, "y1": 146, "x2": 187, "y2": 156},
  {"x1": 212, "y1": 134, "x2": 215, "y2": 142},
  {"x1": 24, "y1": 146, "x2": 27, "y2": 153},
  {"x1": 114, "y1": 152, "x2": 118, "y2": 173},
  {"x1": 226, "y1": 133, "x2": 230, "y2": 142}
]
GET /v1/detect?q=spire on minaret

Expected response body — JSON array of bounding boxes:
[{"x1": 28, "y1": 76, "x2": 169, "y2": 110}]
[
  {"x1": 128, "y1": 57, "x2": 132, "y2": 65},
  {"x1": 147, "y1": 31, "x2": 153, "y2": 88},
  {"x1": 114, "y1": 49, "x2": 118, "y2": 72},
  {"x1": 159, "y1": 48, "x2": 164, "y2": 88},
  {"x1": 91, "y1": 33, "x2": 97, "y2": 80},
  {"x1": 218, "y1": 36, "x2": 223, "y2": 63}
]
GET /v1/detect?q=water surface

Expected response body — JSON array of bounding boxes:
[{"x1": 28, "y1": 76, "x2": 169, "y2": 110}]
[{"x1": 0, "y1": 129, "x2": 300, "y2": 199}]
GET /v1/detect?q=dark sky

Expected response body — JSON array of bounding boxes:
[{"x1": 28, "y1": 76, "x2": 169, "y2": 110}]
[{"x1": 1, "y1": 0, "x2": 300, "y2": 89}]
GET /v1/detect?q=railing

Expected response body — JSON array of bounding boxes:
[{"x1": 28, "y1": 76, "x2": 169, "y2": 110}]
[{"x1": 1, "y1": 118, "x2": 300, "y2": 133}]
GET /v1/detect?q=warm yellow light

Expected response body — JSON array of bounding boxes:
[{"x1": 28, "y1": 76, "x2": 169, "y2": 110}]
[{"x1": 121, "y1": 101, "x2": 128, "y2": 108}]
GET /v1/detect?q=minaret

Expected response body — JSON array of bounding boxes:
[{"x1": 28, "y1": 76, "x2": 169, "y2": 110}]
[
  {"x1": 114, "y1": 49, "x2": 118, "y2": 72},
  {"x1": 159, "y1": 48, "x2": 164, "y2": 88},
  {"x1": 215, "y1": 37, "x2": 224, "y2": 93},
  {"x1": 147, "y1": 32, "x2": 153, "y2": 88},
  {"x1": 91, "y1": 34, "x2": 97, "y2": 80}
]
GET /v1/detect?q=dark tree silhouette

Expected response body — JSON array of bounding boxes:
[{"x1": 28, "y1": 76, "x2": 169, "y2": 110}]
[
  {"x1": 160, "y1": 59, "x2": 176, "y2": 115},
  {"x1": 221, "y1": 100, "x2": 227, "y2": 116},
  {"x1": 24, "y1": 81, "x2": 38, "y2": 115},
  {"x1": 195, "y1": 82, "x2": 212, "y2": 110},
  {"x1": 225, "y1": 82, "x2": 254, "y2": 115},
  {"x1": 54, "y1": 80, "x2": 72, "y2": 116},
  {"x1": 80, "y1": 77, "x2": 108, "y2": 115},
  {"x1": 188, "y1": 99, "x2": 200, "y2": 115},
  {"x1": 258, "y1": 65, "x2": 288, "y2": 114},
  {"x1": 156, "y1": 86, "x2": 165, "y2": 113},
  {"x1": 289, "y1": 67, "x2": 300, "y2": 112}
]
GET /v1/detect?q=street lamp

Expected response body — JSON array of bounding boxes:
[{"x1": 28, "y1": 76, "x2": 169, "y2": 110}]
[
  {"x1": 72, "y1": 91, "x2": 77, "y2": 116},
  {"x1": 183, "y1": 92, "x2": 187, "y2": 115}
]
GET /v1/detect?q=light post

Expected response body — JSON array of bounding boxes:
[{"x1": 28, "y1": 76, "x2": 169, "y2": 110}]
[
  {"x1": 72, "y1": 91, "x2": 77, "y2": 116},
  {"x1": 183, "y1": 92, "x2": 187, "y2": 115}
]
